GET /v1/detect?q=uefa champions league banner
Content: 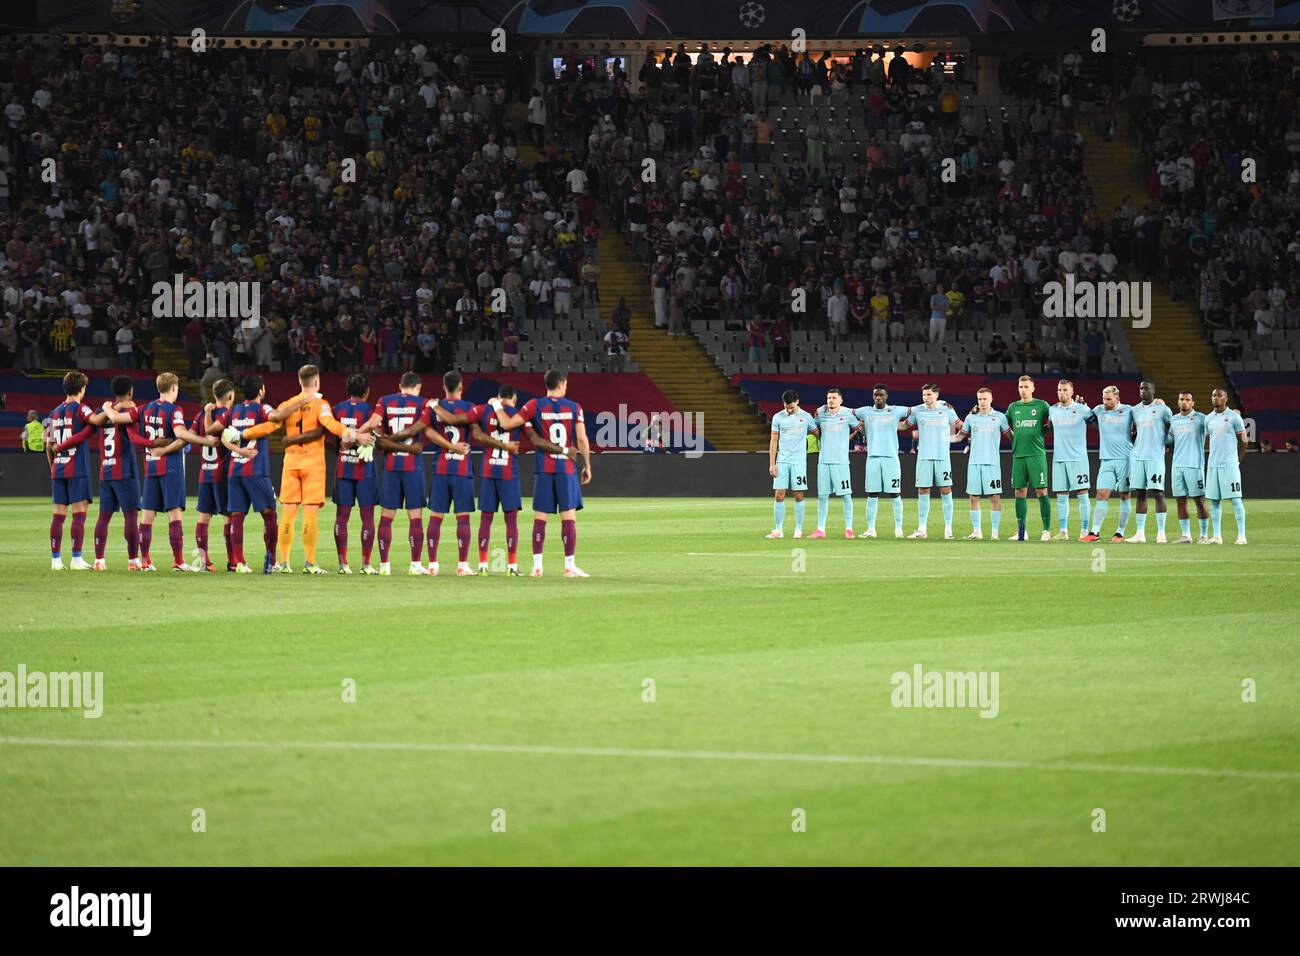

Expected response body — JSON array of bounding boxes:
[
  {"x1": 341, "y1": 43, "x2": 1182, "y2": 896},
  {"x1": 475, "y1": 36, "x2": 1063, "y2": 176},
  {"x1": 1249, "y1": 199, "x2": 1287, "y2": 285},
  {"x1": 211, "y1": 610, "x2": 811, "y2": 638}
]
[{"x1": 32, "y1": 0, "x2": 1300, "y2": 34}]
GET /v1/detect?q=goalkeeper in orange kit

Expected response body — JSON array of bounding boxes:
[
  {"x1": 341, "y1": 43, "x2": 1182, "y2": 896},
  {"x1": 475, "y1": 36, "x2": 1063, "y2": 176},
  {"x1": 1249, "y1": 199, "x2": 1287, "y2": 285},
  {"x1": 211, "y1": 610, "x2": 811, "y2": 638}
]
[{"x1": 231, "y1": 364, "x2": 375, "y2": 573}]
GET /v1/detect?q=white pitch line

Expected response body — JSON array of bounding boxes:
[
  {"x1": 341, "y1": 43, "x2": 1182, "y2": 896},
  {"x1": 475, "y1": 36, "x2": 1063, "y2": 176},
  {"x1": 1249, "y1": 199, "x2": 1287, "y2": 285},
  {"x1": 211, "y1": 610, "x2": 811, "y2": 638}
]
[{"x1": 1, "y1": 736, "x2": 1296, "y2": 782}]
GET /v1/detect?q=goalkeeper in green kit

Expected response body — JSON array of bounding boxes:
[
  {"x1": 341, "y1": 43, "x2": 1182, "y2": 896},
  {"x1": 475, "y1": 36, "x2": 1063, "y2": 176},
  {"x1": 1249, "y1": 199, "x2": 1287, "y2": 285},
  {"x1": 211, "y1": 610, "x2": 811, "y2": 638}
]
[{"x1": 1005, "y1": 375, "x2": 1053, "y2": 542}]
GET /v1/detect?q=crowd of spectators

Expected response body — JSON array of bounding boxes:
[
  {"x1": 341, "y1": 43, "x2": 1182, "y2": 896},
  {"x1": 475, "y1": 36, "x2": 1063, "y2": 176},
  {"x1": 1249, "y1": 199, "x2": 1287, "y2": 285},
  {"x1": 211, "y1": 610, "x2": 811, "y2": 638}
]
[
  {"x1": 554, "y1": 41, "x2": 1126, "y2": 374},
  {"x1": 1128, "y1": 50, "x2": 1300, "y2": 355},
  {"x1": 0, "y1": 31, "x2": 621, "y2": 381}
]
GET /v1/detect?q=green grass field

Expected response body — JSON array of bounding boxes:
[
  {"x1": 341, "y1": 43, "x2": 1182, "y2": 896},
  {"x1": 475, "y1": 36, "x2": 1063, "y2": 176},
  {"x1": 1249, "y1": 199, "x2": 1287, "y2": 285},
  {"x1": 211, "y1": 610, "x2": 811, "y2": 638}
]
[{"x1": 1, "y1": 495, "x2": 1298, "y2": 866}]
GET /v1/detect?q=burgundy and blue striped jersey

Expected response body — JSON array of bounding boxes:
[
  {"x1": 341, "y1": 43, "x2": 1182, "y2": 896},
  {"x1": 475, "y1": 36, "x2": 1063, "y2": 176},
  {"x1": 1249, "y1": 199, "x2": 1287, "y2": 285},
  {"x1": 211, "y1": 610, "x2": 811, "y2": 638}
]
[
  {"x1": 138, "y1": 400, "x2": 188, "y2": 477},
  {"x1": 478, "y1": 404, "x2": 520, "y2": 481},
  {"x1": 519, "y1": 397, "x2": 584, "y2": 475},
  {"x1": 192, "y1": 407, "x2": 230, "y2": 484},
  {"x1": 333, "y1": 399, "x2": 375, "y2": 481},
  {"x1": 419, "y1": 398, "x2": 482, "y2": 478},
  {"x1": 99, "y1": 405, "x2": 141, "y2": 481},
  {"x1": 227, "y1": 401, "x2": 274, "y2": 479},
  {"x1": 49, "y1": 400, "x2": 96, "y2": 480},
  {"x1": 376, "y1": 393, "x2": 424, "y2": 473}
]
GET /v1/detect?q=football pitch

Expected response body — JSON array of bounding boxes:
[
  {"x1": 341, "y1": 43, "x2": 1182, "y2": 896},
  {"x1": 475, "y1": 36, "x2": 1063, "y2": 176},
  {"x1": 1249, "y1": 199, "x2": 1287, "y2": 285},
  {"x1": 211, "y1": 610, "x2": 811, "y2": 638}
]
[{"x1": 1, "y1": 495, "x2": 1297, "y2": 866}]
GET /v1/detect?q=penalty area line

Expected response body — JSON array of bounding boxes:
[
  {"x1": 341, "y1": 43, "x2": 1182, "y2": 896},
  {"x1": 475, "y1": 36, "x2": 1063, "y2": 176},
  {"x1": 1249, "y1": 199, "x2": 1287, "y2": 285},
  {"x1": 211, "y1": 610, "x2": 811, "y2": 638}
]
[{"x1": 0, "y1": 736, "x2": 1296, "y2": 782}]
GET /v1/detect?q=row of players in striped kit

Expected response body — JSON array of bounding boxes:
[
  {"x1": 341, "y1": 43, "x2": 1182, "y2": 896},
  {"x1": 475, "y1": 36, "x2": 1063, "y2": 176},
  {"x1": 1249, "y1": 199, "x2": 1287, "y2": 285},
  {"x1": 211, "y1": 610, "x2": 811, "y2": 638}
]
[
  {"x1": 767, "y1": 375, "x2": 1248, "y2": 544},
  {"x1": 44, "y1": 367, "x2": 593, "y2": 576}
]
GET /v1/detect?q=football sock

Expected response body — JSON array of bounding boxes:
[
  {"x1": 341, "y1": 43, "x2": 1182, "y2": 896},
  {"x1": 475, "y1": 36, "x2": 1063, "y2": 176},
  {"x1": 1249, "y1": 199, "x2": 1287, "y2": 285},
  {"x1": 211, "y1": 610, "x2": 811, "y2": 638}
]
[
  {"x1": 866, "y1": 496, "x2": 878, "y2": 531},
  {"x1": 1155, "y1": 511, "x2": 1166, "y2": 535},
  {"x1": 773, "y1": 498, "x2": 786, "y2": 529},
  {"x1": 1014, "y1": 496, "x2": 1026, "y2": 530},
  {"x1": 1078, "y1": 495, "x2": 1090, "y2": 531},
  {"x1": 917, "y1": 494, "x2": 930, "y2": 528},
  {"x1": 562, "y1": 519, "x2": 576, "y2": 559},
  {"x1": 970, "y1": 508, "x2": 981, "y2": 534},
  {"x1": 1056, "y1": 494, "x2": 1069, "y2": 531},
  {"x1": 1136, "y1": 512, "x2": 1147, "y2": 534},
  {"x1": 222, "y1": 520, "x2": 232, "y2": 565},
  {"x1": 816, "y1": 495, "x2": 829, "y2": 531},
  {"x1": 408, "y1": 517, "x2": 424, "y2": 563},
  {"x1": 378, "y1": 515, "x2": 393, "y2": 562},
  {"x1": 229, "y1": 512, "x2": 246, "y2": 565},
  {"x1": 1211, "y1": 500, "x2": 1223, "y2": 537},
  {"x1": 991, "y1": 509, "x2": 1001, "y2": 536},
  {"x1": 261, "y1": 510, "x2": 278, "y2": 559},
  {"x1": 940, "y1": 491, "x2": 953, "y2": 528},
  {"x1": 334, "y1": 504, "x2": 352, "y2": 564},
  {"x1": 50, "y1": 513, "x2": 66, "y2": 558},
  {"x1": 532, "y1": 518, "x2": 546, "y2": 555},
  {"x1": 1038, "y1": 494, "x2": 1051, "y2": 531},
  {"x1": 302, "y1": 507, "x2": 319, "y2": 565},
  {"x1": 278, "y1": 503, "x2": 298, "y2": 564},
  {"x1": 504, "y1": 510, "x2": 519, "y2": 564},
  {"x1": 1179, "y1": 518, "x2": 1191, "y2": 538},
  {"x1": 70, "y1": 512, "x2": 85, "y2": 558},
  {"x1": 94, "y1": 511, "x2": 111, "y2": 560},
  {"x1": 1117, "y1": 499, "x2": 1131, "y2": 534},
  {"x1": 891, "y1": 496, "x2": 903, "y2": 531},
  {"x1": 478, "y1": 512, "x2": 493, "y2": 563},
  {"x1": 1231, "y1": 499, "x2": 1246, "y2": 535},
  {"x1": 1198, "y1": 517, "x2": 1209, "y2": 538},
  {"x1": 456, "y1": 514, "x2": 471, "y2": 563},
  {"x1": 196, "y1": 522, "x2": 209, "y2": 563},
  {"x1": 1091, "y1": 498, "x2": 1109, "y2": 533},
  {"x1": 139, "y1": 522, "x2": 153, "y2": 561},
  {"x1": 841, "y1": 495, "x2": 853, "y2": 531},
  {"x1": 426, "y1": 515, "x2": 442, "y2": 564},
  {"x1": 168, "y1": 519, "x2": 184, "y2": 564},
  {"x1": 793, "y1": 499, "x2": 806, "y2": 532},
  {"x1": 360, "y1": 506, "x2": 375, "y2": 565},
  {"x1": 124, "y1": 511, "x2": 140, "y2": 560}
]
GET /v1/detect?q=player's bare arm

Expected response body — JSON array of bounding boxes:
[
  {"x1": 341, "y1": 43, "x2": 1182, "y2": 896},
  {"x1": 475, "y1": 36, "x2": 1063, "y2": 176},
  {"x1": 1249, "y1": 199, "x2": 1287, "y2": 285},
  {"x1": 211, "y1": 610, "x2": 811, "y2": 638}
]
[
  {"x1": 492, "y1": 409, "x2": 527, "y2": 432},
  {"x1": 768, "y1": 431, "x2": 779, "y2": 477},
  {"x1": 575, "y1": 420, "x2": 592, "y2": 484},
  {"x1": 432, "y1": 403, "x2": 470, "y2": 426},
  {"x1": 524, "y1": 429, "x2": 572, "y2": 458},
  {"x1": 175, "y1": 424, "x2": 217, "y2": 447},
  {"x1": 471, "y1": 423, "x2": 519, "y2": 456},
  {"x1": 283, "y1": 425, "x2": 326, "y2": 448},
  {"x1": 422, "y1": 426, "x2": 470, "y2": 457}
]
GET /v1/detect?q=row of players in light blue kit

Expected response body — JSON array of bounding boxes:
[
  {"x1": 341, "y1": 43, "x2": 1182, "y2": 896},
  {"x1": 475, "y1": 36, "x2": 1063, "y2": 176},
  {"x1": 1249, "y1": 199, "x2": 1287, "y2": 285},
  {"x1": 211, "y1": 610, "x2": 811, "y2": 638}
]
[{"x1": 766, "y1": 381, "x2": 1249, "y2": 544}]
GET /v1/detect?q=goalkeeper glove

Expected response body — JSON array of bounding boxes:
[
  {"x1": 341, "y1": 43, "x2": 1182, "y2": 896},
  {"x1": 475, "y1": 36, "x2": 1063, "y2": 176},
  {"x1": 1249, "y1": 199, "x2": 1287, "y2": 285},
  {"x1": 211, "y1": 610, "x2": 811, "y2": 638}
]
[
  {"x1": 488, "y1": 397, "x2": 504, "y2": 412},
  {"x1": 357, "y1": 443, "x2": 375, "y2": 462},
  {"x1": 221, "y1": 426, "x2": 242, "y2": 445}
]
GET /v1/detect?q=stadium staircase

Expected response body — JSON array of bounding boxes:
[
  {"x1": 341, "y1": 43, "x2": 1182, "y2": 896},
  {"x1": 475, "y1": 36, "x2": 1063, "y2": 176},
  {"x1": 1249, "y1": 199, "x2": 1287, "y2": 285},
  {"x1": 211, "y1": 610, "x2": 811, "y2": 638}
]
[
  {"x1": 595, "y1": 227, "x2": 771, "y2": 451},
  {"x1": 1080, "y1": 113, "x2": 1239, "y2": 409}
]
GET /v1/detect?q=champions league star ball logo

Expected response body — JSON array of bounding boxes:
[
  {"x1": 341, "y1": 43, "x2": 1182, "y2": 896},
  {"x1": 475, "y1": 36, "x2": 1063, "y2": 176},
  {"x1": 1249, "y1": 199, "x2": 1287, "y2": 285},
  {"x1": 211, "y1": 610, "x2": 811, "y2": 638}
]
[
  {"x1": 739, "y1": 1, "x2": 766, "y2": 28},
  {"x1": 1113, "y1": 0, "x2": 1141, "y2": 22}
]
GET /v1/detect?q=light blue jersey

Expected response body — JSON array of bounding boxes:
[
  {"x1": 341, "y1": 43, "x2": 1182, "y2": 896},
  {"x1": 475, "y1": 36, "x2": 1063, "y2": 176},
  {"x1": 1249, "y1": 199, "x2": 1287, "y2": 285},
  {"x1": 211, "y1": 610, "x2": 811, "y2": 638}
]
[
  {"x1": 856, "y1": 404, "x2": 911, "y2": 458},
  {"x1": 1091, "y1": 403, "x2": 1135, "y2": 460},
  {"x1": 1131, "y1": 401, "x2": 1173, "y2": 460},
  {"x1": 907, "y1": 403, "x2": 959, "y2": 460},
  {"x1": 814, "y1": 407, "x2": 859, "y2": 466},
  {"x1": 1049, "y1": 401, "x2": 1094, "y2": 462},
  {"x1": 1168, "y1": 411, "x2": 1207, "y2": 469},
  {"x1": 1205, "y1": 409, "x2": 1245, "y2": 467},
  {"x1": 771, "y1": 408, "x2": 816, "y2": 465},
  {"x1": 961, "y1": 409, "x2": 1009, "y2": 466}
]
